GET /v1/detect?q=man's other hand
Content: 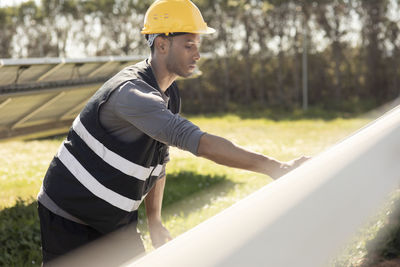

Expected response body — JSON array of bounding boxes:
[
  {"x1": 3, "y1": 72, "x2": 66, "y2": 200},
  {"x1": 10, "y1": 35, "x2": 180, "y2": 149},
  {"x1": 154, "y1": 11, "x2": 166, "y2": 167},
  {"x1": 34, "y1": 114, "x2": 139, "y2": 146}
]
[{"x1": 149, "y1": 221, "x2": 172, "y2": 249}]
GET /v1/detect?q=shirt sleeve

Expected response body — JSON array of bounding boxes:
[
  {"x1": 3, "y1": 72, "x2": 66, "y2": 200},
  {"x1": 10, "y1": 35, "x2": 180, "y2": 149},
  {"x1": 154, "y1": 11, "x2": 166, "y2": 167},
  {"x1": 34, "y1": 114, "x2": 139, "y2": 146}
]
[{"x1": 112, "y1": 80, "x2": 205, "y2": 155}]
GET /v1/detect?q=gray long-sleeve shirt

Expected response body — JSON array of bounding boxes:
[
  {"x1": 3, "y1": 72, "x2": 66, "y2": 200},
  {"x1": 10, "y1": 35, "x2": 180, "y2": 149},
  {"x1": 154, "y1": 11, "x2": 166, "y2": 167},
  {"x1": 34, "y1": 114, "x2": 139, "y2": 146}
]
[{"x1": 99, "y1": 79, "x2": 204, "y2": 156}]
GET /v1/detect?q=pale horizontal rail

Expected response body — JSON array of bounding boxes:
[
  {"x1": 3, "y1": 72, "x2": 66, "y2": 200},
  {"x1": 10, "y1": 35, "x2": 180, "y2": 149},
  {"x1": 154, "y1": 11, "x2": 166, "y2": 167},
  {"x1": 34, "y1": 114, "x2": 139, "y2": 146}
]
[{"x1": 0, "y1": 55, "x2": 146, "y2": 67}]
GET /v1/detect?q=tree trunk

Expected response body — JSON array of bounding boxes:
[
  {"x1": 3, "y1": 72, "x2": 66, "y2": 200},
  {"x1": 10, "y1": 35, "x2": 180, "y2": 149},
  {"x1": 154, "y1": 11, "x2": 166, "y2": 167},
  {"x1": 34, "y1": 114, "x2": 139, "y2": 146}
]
[{"x1": 242, "y1": 13, "x2": 252, "y2": 105}]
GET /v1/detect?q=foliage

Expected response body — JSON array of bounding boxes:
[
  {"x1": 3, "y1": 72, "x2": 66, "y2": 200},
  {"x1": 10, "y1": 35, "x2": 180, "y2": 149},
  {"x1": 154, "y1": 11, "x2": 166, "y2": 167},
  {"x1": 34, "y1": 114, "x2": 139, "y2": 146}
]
[
  {"x1": 362, "y1": 191, "x2": 400, "y2": 266},
  {"x1": 332, "y1": 191, "x2": 400, "y2": 267},
  {"x1": 1, "y1": 0, "x2": 400, "y2": 111},
  {"x1": 0, "y1": 198, "x2": 41, "y2": 266}
]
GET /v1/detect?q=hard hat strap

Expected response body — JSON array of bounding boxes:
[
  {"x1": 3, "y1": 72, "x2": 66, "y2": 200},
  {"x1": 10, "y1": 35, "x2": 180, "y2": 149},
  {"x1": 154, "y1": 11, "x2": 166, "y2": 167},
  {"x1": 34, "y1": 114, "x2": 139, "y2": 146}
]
[
  {"x1": 146, "y1": 33, "x2": 161, "y2": 47},
  {"x1": 146, "y1": 32, "x2": 188, "y2": 47}
]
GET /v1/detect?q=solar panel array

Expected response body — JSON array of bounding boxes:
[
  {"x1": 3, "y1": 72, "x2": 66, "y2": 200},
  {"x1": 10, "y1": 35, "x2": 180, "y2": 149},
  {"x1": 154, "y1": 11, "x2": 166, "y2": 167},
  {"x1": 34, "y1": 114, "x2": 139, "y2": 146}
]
[{"x1": 0, "y1": 56, "x2": 145, "y2": 140}]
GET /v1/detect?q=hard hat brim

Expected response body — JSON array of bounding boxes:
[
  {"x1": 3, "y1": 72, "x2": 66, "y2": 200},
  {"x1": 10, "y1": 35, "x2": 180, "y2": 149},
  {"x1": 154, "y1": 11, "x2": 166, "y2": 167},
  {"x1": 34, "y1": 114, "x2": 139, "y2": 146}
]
[{"x1": 200, "y1": 26, "x2": 216, "y2": 34}]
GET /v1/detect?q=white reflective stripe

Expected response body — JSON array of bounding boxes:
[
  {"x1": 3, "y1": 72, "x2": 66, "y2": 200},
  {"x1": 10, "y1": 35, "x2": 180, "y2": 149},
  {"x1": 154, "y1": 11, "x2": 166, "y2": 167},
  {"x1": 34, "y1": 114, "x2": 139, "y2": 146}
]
[
  {"x1": 57, "y1": 144, "x2": 141, "y2": 212},
  {"x1": 152, "y1": 164, "x2": 164, "y2": 177},
  {"x1": 72, "y1": 116, "x2": 163, "y2": 181}
]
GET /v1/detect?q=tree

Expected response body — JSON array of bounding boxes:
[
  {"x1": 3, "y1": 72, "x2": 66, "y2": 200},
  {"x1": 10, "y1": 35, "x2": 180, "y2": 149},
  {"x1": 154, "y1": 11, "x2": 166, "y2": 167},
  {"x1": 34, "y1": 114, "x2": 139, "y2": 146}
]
[
  {"x1": 0, "y1": 6, "x2": 17, "y2": 58},
  {"x1": 315, "y1": 0, "x2": 354, "y2": 105},
  {"x1": 358, "y1": 0, "x2": 390, "y2": 103}
]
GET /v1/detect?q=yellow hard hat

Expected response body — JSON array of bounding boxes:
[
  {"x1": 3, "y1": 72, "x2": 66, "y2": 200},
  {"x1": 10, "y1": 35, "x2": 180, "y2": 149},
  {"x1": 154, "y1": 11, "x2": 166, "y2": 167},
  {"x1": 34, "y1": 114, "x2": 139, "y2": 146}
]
[{"x1": 141, "y1": 0, "x2": 215, "y2": 35}]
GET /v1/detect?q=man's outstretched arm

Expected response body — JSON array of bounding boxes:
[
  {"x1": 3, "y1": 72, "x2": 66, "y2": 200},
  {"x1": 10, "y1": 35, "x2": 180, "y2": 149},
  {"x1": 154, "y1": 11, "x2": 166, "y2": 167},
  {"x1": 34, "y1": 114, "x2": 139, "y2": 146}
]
[{"x1": 197, "y1": 133, "x2": 308, "y2": 179}]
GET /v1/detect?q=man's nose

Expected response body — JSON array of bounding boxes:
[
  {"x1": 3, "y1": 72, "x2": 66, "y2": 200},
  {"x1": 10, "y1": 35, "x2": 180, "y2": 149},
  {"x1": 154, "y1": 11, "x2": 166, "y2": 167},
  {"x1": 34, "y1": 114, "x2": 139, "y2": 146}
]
[{"x1": 194, "y1": 49, "x2": 200, "y2": 61}]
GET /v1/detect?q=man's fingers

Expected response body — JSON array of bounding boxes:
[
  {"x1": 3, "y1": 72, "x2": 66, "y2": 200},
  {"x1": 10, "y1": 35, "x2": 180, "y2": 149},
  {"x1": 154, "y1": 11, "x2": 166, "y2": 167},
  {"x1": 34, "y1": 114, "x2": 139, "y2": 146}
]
[
  {"x1": 161, "y1": 228, "x2": 172, "y2": 242},
  {"x1": 293, "y1": 155, "x2": 311, "y2": 167},
  {"x1": 166, "y1": 234, "x2": 173, "y2": 241},
  {"x1": 151, "y1": 226, "x2": 173, "y2": 248}
]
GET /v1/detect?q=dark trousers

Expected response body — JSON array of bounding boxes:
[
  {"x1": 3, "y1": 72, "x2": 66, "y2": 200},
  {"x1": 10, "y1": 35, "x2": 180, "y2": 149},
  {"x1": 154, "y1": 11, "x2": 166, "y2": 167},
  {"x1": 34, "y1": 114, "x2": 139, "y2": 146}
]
[{"x1": 38, "y1": 203, "x2": 145, "y2": 265}]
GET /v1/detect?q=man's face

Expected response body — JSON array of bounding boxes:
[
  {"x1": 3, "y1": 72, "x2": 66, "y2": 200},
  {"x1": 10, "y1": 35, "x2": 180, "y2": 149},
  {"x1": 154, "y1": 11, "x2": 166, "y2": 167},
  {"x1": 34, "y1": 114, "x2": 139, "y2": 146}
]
[{"x1": 166, "y1": 33, "x2": 201, "y2": 78}]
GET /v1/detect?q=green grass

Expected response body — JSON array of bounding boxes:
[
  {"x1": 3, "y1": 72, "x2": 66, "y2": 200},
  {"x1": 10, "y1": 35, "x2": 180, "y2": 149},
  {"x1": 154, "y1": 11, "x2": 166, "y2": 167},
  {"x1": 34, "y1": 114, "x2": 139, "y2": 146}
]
[
  {"x1": 139, "y1": 115, "x2": 371, "y2": 250},
  {"x1": 333, "y1": 190, "x2": 400, "y2": 267},
  {"x1": 0, "y1": 114, "x2": 371, "y2": 265},
  {"x1": 0, "y1": 138, "x2": 62, "y2": 208}
]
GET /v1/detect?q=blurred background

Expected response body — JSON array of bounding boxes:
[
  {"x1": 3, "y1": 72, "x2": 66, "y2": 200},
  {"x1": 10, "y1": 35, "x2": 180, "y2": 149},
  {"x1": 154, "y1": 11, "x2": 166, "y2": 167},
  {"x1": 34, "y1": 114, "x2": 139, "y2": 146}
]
[
  {"x1": 0, "y1": 0, "x2": 399, "y2": 266},
  {"x1": 1, "y1": 0, "x2": 399, "y2": 114}
]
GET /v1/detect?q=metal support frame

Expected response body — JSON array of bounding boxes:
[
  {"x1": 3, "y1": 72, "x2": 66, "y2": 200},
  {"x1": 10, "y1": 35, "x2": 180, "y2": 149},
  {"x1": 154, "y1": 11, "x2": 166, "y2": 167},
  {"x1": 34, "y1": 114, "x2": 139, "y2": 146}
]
[
  {"x1": 0, "y1": 98, "x2": 12, "y2": 110},
  {"x1": 11, "y1": 92, "x2": 66, "y2": 129},
  {"x1": 37, "y1": 61, "x2": 66, "y2": 82},
  {"x1": 59, "y1": 95, "x2": 93, "y2": 121},
  {"x1": 0, "y1": 119, "x2": 74, "y2": 141},
  {"x1": 87, "y1": 61, "x2": 114, "y2": 78}
]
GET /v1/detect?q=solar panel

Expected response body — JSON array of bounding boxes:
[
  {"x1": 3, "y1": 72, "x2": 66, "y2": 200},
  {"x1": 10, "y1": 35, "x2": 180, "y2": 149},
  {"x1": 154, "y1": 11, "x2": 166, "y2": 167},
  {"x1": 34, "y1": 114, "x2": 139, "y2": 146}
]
[
  {"x1": 0, "y1": 56, "x2": 145, "y2": 140},
  {"x1": 0, "y1": 55, "x2": 208, "y2": 140},
  {"x1": 0, "y1": 56, "x2": 145, "y2": 86}
]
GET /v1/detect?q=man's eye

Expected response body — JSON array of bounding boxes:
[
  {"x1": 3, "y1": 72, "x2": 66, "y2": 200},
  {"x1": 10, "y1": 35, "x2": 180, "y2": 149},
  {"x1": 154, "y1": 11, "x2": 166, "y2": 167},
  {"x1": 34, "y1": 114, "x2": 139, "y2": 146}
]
[{"x1": 186, "y1": 45, "x2": 192, "y2": 49}]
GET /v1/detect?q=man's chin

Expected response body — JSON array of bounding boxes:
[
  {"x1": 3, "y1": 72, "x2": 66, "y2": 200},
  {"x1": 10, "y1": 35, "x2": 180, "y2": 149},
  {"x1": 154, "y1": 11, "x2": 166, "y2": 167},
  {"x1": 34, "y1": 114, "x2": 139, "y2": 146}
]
[{"x1": 178, "y1": 71, "x2": 194, "y2": 78}]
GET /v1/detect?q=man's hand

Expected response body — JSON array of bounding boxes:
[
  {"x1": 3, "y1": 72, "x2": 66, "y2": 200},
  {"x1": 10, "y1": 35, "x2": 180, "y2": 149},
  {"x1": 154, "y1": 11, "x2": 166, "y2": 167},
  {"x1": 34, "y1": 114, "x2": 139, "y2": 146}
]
[
  {"x1": 198, "y1": 134, "x2": 311, "y2": 178},
  {"x1": 270, "y1": 156, "x2": 311, "y2": 179},
  {"x1": 148, "y1": 221, "x2": 172, "y2": 248}
]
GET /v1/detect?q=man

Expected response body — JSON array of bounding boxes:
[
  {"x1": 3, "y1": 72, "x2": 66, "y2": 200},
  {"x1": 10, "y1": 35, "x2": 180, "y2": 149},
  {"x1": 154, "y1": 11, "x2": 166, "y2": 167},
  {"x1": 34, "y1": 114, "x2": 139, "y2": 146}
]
[{"x1": 37, "y1": 0, "x2": 308, "y2": 264}]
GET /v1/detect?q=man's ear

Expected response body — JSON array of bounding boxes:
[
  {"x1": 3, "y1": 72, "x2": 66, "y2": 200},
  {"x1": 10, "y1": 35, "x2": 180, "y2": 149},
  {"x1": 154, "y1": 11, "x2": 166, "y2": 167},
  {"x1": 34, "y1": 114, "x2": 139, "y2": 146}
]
[{"x1": 154, "y1": 37, "x2": 170, "y2": 55}]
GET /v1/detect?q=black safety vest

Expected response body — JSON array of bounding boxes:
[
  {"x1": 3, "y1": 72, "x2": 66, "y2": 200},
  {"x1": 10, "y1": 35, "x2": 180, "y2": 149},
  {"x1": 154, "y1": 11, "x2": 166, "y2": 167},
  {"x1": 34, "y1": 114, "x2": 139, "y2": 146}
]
[{"x1": 42, "y1": 60, "x2": 180, "y2": 233}]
